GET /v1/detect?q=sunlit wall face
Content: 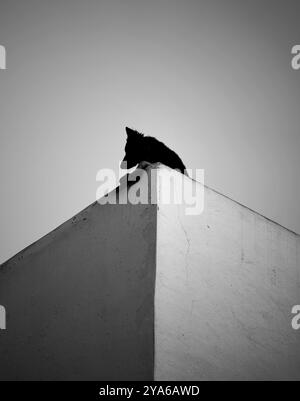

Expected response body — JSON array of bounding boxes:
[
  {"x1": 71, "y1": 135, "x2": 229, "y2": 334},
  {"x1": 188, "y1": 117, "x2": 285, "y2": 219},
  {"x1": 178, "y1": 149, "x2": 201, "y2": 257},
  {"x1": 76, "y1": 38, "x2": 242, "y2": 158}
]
[{"x1": 0, "y1": 0, "x2": 299, "y2": 263}]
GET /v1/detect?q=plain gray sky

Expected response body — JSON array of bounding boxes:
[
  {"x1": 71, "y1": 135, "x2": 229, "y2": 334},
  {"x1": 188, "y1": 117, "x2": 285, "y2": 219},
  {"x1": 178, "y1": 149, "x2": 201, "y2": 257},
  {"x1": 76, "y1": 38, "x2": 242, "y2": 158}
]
[{"x1": 0, "y1": 0, "x2": 299, "y2": 264}]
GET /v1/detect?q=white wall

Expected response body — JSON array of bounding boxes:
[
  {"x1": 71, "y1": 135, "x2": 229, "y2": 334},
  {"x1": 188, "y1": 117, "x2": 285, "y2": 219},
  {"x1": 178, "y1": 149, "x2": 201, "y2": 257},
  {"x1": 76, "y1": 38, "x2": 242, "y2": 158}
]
[
  {"x1": 1, "y1": 164, "x2": 299, "y2": 380},
  {"x1": 155, "y1": 167, "x2": 300, "y2": 380}
]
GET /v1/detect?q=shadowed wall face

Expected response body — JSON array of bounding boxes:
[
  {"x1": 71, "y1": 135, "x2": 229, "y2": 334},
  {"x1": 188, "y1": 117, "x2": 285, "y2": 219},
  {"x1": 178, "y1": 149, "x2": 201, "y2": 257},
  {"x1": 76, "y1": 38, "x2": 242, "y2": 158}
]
[{"x1": 0, "y1": 200, "x2": 157, "y2": 380}]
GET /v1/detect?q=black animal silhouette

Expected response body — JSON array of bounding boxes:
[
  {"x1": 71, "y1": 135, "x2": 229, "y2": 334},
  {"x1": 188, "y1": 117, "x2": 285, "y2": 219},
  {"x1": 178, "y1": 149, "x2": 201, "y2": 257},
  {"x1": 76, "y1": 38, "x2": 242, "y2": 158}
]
[{"x1": 120, "y1": 127, "x2": 187, "y2": 175}]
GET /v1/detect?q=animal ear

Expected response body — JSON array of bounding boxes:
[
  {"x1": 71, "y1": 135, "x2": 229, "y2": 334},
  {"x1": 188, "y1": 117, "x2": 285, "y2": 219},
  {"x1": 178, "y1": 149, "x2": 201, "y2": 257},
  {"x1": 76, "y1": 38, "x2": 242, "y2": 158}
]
[
  {"x1": 125, "y1": 127, "x2": 144, "y2": 138},
  {"x1": 125, "y1": 127, "x2": 135, "y2": 137}
]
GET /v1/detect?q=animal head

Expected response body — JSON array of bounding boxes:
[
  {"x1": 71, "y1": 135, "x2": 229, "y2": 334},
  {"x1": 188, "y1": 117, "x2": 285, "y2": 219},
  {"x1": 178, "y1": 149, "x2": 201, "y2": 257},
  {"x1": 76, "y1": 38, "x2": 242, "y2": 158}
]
[{"x1": 120, "y1": 127, "x2": 145, "y2": 169}]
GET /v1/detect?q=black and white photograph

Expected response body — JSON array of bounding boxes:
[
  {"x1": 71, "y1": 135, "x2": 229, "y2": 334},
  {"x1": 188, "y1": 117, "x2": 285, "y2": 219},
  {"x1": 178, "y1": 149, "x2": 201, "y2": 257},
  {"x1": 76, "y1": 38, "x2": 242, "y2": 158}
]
[{"x1": 0, "y1": 0, "x2": 300, "y2": 386}]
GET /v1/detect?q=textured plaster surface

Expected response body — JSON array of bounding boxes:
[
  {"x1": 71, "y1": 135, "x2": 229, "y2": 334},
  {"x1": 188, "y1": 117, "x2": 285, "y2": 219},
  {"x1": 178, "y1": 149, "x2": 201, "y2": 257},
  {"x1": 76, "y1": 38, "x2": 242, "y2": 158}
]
[{"x1": 155, "y1": 168, "x2": 300, "y2": 380}]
